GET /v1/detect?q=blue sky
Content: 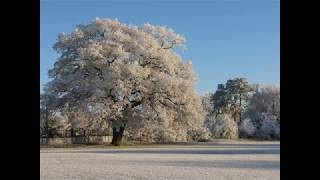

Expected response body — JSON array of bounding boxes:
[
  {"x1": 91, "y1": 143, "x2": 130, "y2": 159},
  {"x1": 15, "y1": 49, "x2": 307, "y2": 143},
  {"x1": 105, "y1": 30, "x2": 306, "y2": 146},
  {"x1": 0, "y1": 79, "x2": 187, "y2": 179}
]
[{"x1": 41, "y1": 0, "x2": 279, "y2": 95}]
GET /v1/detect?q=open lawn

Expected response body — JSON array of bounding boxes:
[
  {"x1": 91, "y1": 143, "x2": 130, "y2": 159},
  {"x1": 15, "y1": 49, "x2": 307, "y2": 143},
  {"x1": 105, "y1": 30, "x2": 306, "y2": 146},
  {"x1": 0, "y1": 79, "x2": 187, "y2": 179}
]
[{"x1": 40, "y1": 140, "x2": 280, "y2": 180}]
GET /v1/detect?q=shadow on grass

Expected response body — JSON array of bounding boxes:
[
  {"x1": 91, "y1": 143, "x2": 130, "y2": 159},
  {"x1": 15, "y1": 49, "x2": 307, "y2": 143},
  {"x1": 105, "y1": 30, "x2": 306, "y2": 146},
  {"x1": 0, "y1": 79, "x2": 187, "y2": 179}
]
[
  {"x1": 85, "y1": 149, "x2": 279, "y2": 155},
  {"x1": 135, "y1": 159, "x2": 280, "y2": 170},
  {"x1": 42, "y1": 147, "x2": 279, "y2": 155}
]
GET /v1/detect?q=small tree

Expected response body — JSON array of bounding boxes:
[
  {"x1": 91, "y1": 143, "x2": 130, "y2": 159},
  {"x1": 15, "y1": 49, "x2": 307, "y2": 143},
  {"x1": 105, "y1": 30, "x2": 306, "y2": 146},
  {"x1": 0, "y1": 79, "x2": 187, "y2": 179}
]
[
  {"x1": 238, "y1": 117, "x2": 255, "y2": 138},
  {"x1": 206, "y1": 114, "x2": 239, "y2": 139}
]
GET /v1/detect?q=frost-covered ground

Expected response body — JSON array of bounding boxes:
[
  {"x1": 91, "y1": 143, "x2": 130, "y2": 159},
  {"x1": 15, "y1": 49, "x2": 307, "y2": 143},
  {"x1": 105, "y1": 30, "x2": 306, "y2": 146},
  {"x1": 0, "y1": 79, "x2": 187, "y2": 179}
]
[{"x1": 40, "y1": 141, "x2": 280, "y2": 180}]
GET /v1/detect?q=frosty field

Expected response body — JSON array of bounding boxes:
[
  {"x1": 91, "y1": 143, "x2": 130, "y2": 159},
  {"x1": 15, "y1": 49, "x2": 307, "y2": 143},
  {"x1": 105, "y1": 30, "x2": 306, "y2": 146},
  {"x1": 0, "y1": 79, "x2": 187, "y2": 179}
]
[{"x1": 40, "y1": 141, "x2": 280, "y2": 180}]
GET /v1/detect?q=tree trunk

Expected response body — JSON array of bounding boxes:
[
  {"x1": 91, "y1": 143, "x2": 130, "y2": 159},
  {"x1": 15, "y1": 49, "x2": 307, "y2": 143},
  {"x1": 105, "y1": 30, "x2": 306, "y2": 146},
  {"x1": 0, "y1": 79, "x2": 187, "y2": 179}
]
[
  {"x1": 111, "y1": 127, "x2": 116, "y2": 145},
  {"x1": 111, "y1": 126, "x2": 125, "y2": 146}
]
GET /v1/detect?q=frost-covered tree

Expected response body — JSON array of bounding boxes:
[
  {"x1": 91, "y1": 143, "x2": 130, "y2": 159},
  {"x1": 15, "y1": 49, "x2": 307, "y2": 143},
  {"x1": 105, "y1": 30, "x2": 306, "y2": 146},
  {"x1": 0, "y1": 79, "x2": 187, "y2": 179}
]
[
  {"x1": 202, "y1": 81, "x2": 279, "y2": 140},
  {"x1": 248, "y1": 84, "x2": 280, "y2": 128},
  {"x1": 43, "y1": 18, "x2": 204, "y2": 145},
  {"x1": 201, "y1": 92, "x2": 214, "y2": 114},
  {"x1": 205, "y1": 114, "x2": 238, "y2": 139},
  {"x1": 238, "y1": 117, "x2": 255, "y2": 138},
  {"x1": 248, "y1": 84, "x2": 280, "y2": 139},
  {"x1": 255, "y1": 113, "x2": 280, "y2": 139},
  {"x1": 212, "y1": 78, "x2": 253, "y2": 123}
]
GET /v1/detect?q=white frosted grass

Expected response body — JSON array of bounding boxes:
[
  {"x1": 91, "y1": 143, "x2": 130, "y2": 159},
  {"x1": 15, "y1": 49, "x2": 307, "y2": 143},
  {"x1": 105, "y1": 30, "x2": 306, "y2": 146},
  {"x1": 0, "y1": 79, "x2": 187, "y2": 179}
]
[{"x1": 41, "y1": 141, "x2": 280, "y2": 180}]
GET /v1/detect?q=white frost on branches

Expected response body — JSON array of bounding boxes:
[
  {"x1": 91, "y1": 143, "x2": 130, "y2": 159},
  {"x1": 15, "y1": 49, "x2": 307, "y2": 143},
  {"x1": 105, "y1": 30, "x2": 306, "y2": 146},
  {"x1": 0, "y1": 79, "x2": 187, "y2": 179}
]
[
  {"x1": 206, "y1": 114, "x2": 239, "y2": 139},
  {"x1": 42, "y1": 18, "x2": 205, "y2": 142},
  {"x1": 238, "y1": 117, "x2": 255, "y2": 138}
]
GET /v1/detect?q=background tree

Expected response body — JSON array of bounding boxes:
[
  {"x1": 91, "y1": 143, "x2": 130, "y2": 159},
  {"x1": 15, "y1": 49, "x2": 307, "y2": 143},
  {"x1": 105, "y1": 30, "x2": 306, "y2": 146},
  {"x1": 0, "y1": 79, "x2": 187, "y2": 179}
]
[
  {"x1": 42, "y1": 18, "x2": 205, "y2": 145},
  {"x1": 202, "y1": 93, "x2": 238, "y2": 139},
  {"x1": 201, "y1": 80, "x2": 279, "y2": 140},
  {"x1": 201, "y1": 92, "x2": 214, "y2": 115},
  {"x1": 247, "y1": 84, "x2": 280, "y2": 139},
  {"x1": 205, "y1": 114, "x2": 239, "y2": 139},
  {"x1": 212, "y1": 78, "x2": 253, "y2": 123},
  {"x1": 238, "y1": 117, "x2": 255, "y2": 138}
]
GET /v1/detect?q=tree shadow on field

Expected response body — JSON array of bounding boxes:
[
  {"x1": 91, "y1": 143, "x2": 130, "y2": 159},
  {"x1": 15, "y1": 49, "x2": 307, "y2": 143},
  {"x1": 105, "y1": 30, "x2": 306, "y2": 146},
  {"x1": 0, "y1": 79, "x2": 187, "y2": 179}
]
[
  {"x1": 209, "y1": 143, "x2": 280, "y2": 148},
  {"x1": 164, "y1": 143, "x2": 280, "y2": 149},
  {"x1": 71, "y1": 148, "x2": 280, "y2": 155},
  {"x1": 46, "y1": 148, "x2": 280, "y2": 155},
  {"x1": 142, "y1": 159, "x2": 280, "y2": 170},
  {"x1": 41, "y1": 143, "x2": 280, "y2": 155}
]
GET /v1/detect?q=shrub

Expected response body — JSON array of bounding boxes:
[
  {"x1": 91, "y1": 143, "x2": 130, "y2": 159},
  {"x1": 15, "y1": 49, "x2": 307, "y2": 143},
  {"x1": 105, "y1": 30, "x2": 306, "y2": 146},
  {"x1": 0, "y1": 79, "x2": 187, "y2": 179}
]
[{"x1": 207, "y1": 114, "x2": 239, "y2": 139}]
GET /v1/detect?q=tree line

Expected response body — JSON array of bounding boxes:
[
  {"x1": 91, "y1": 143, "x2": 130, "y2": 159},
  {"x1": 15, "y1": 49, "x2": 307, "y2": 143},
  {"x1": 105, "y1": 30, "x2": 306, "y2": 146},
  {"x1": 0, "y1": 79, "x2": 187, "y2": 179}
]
[{"x1": 202, "y1": 79, "x2": 280, "y2": 140}]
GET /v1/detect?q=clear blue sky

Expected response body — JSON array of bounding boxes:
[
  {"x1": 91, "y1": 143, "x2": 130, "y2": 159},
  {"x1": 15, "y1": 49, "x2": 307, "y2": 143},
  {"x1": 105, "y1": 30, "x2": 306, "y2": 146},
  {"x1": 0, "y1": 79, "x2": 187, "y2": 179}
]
[{"x1": 41, "y1": 0, "x2": 279, "y2": 95}]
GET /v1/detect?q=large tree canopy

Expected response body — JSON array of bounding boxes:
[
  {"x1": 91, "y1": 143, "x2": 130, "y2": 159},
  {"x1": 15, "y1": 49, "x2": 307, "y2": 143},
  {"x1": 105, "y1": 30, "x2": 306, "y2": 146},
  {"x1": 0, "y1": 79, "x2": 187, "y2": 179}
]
[{"x1": 43, "y1": 18, "x2": 204, "y2": 144}]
